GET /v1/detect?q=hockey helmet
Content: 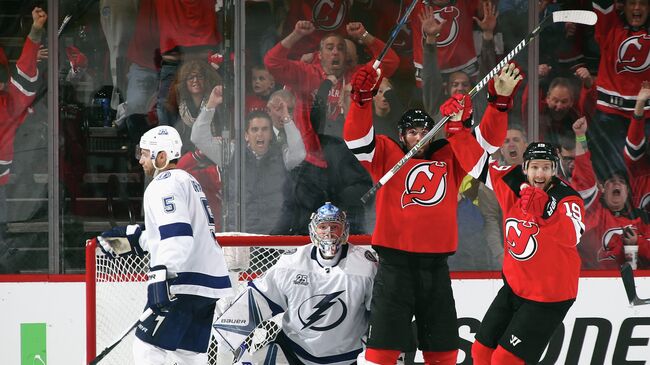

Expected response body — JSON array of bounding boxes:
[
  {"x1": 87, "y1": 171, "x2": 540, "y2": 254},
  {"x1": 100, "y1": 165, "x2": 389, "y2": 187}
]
[
  {"x1": 139, "y1": 126, "x2": 183, "y2": 162},
  {"x1": 397, "y1": 109, "x2": 435, "y2": 135},
  {"x1": 309, "y1": 202, "x2": 349, "y2": 259},
  {"x1": 523, "y1": 142, "x2": 559, "y2": 170}
]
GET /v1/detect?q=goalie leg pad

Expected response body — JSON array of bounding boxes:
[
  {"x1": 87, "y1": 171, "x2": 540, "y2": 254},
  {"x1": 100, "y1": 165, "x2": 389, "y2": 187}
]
[{"x1": 213, "y1": 286, "x2": 276, "y2": 352}]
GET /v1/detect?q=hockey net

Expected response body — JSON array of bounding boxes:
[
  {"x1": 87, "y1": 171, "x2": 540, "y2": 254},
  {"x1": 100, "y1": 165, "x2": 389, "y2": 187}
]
[{"x1": 85, "y1": 234, "x2": 370, "y2": 365}]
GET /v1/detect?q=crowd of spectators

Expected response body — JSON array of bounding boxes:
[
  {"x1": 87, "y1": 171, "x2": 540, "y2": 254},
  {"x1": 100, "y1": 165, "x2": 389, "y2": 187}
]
[{"x1": 1, "y1": 0, "x2": 649, "y2": 272}]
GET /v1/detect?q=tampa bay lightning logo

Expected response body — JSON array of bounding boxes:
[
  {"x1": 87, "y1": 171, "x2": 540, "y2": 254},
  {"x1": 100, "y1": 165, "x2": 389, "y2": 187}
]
[{"x1": 298, "y1": 290, "x2": 347, "y2": 331}]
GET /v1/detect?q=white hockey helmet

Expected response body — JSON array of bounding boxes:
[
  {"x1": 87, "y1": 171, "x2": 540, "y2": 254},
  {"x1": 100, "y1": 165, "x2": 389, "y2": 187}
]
[
  {"x1": 139, "y1": 126, "x2": 183, "y2": 161},
  {"x1": 309, "y1": 202, "x2": 349, "y2": 259}
]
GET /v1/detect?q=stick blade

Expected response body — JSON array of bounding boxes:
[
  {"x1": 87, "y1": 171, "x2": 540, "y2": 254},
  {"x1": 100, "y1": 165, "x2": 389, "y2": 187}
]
[
  {"x1": 552, "y1": 10, "x2": 597, "y2": 26},
  {"x1": 620, "y1": 263, "x2": 638, "y2": 304}
]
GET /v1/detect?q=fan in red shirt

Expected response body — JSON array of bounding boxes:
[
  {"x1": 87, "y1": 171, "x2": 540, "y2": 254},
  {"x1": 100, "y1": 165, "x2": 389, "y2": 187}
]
[
  {"x1": 345, "y1": 62, "x2": 522, "y2": 364},
  {"x1": 0, "y1": 7, "x2": 46, "y2": 266},
  {"x1": 571, "y1": 116, "x2": 650, "y2": 269},
  {"x1": 589, "y1": 0, "x2": 650, "y2": 180},
  {"x1": 265, "y1": 20, "x2": 399, "y2": 168},
  {"x1": 624, "y1": 80, "x2": 650, "y2": 212},
  {"x1": 410, "y1": 0, "x2": 481, "y2": 86}
]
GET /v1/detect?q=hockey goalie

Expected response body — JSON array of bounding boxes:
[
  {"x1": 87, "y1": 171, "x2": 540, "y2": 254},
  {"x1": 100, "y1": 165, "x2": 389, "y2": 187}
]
[{"x1": 213, "y1": 202, "x2": 378, "y2": 365}]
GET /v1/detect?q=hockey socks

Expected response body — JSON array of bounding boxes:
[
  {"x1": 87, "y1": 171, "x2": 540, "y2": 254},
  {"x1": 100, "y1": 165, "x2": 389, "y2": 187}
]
[{"x1": 422, "y1": 349, "x2": 458, "y2": 364}]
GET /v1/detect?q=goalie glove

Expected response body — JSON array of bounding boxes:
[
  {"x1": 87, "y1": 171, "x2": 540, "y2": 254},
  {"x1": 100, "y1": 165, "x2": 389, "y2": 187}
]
[
  {"x1": 147, "y1": 265, "x2": 177, "y2": 314},
  {"x1": 351, "y1": 64, "x2": 382, "y2": 107},
  {"x1": 98, "y1": 224, "x2": 145, "y2": 258},
  {"x1": 487, "y1": 62, "x2": 524, "y2": 112},
  {"x1": 440, "y1": 94, "x2": 474, "y2": 135},
  {"x1": 518, "y1": 184, "x2": 548, "y2": 219}
]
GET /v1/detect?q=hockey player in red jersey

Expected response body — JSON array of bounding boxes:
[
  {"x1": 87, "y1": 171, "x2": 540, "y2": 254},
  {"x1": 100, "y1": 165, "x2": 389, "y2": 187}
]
[
  {"x1": 448, "y1": 133, "x2": 585, "y2": 363},
  {"x1": 624, "y1": 80, "x2": 650, "y2": 211},
  {"x1": 344, "y1": 61, "x2": 522, "y2": 364},
  {"x1": 572, "y1": 116, "x2": 650, "y2": 269}
]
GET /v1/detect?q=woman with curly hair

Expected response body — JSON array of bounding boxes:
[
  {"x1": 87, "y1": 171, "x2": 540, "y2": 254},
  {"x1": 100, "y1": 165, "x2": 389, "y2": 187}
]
[{"x1": 164, "y1": 59, "x2": 221, "y2": 155}]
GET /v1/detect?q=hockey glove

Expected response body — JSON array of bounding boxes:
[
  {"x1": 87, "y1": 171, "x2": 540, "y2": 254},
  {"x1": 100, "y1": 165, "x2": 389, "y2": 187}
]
[
  {"x1": 440, "y1": 94, "x2": 474, "y2": 135},
  {"x1": 147, "y1": 265, "x2": 177, "y2": 314},
  {"x1": 98, "y1": 224, "x2": 145, "y2": 258},
  {"x1": 518, "y1": 185, "x2": 548, "y2": 219},
  {"x1": 487, "y1": 62, "x2": 524, "y2": 112},
  {"x1": 65, "y1": 45, "x2": 87, "y2": 73},
  {"x1": 351, "y1": 64, "x2": 382, "y2": 107}
]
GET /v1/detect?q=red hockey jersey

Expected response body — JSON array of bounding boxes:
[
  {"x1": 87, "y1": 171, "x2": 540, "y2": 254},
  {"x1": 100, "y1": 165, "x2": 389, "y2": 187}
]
[
  {"x1": 343, "y1": 101, "x2": 505, "y2": 254},
  {"x1": 0, "y1": 38, "x2": 40, "y2": 186},
  {"x1": 449, "y1": 122, "x2": 585, "y2": 302},
  {"x1": 593, "y1": 1, "x2": 650, "y2": 118},
  {"x1": 573, "y1": 151, "x2": 650, "y2": 269},
  {"x1": 156, "y1": 0, "x2": 219, "y2": 54},
  {"x1": 489, "y1": 166, "x2": 583, "y2": 301},
  {"x1": 624, "y1": 115, "x2": 650, "y2": 211},
  {"x1": 410, "y1": 0, "x2": 479, "y2": 84}
]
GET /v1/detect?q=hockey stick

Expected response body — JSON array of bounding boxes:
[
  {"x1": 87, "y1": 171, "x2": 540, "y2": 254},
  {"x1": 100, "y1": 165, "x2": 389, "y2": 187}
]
[
  {"x1": 360, "y1": 10, "x2": 597, "y2": 203},
  {"x1": 57, "y1": 15, "x2": 72, "y2": 38},
  {"x1": 88, "y1": 308, "x2": 154, "y2": 365},
  {"x1": 371, "y1": 0, "x2": 422, "y2": 70},
  {"x1": 620, "y1": 263, "x2": 650, "y2": 306}
]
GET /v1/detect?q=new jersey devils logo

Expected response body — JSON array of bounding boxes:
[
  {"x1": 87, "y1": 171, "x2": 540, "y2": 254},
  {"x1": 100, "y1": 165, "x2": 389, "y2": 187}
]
[
  {"x1": 504, "y1": 218, "x2": 540, "y2": 261},
  {"x1": 431, "y1": 6, "x2": 461, "y2": 48},
  {"x1": 401, "y1": 161, "x2": 448, "y2": 208},
  {"x1": 616, "y1": 35, "x2": 650, "y2": 73},
  {"x1": 639, "y1": 192, "x2": 650, "y2": 211},
  {"x1": 601, "y1": 227, "x2": 626, "y2": 250},
  {"x1": 312, "y1": 0, "x2": 348, "y2": 31}
]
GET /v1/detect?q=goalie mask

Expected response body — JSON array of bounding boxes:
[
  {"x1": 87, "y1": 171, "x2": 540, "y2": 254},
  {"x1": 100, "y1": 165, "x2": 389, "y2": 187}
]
[{"x1": 309, "y1": 202, "x2": 349, "y2": 259}]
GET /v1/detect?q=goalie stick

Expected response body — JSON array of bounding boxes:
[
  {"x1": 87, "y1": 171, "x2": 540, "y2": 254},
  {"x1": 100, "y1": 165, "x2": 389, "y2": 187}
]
[
  {"x1": 89, "y1": 308, "x2": 154, "y2": 365},
  {"x1": 360, "y1": 10, "x2": 598, "y2": 204},
  {"x1": 620, "y1": 263, "x2": 650, "y2": 306}
]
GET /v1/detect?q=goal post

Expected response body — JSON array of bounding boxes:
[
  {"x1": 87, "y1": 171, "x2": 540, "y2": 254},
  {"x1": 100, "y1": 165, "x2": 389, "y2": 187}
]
[{"x1": 85, "y1": 234, "x2": 371, "y2": 364}]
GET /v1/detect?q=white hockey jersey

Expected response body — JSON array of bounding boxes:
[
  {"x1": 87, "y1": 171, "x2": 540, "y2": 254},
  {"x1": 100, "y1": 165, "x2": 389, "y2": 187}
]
[
  {"x1": 140, "y1": 169, "x2": 233, "y2": 298},
  {"x1": 250, "y1": 244, "x2": 377, "y2": 365}
]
